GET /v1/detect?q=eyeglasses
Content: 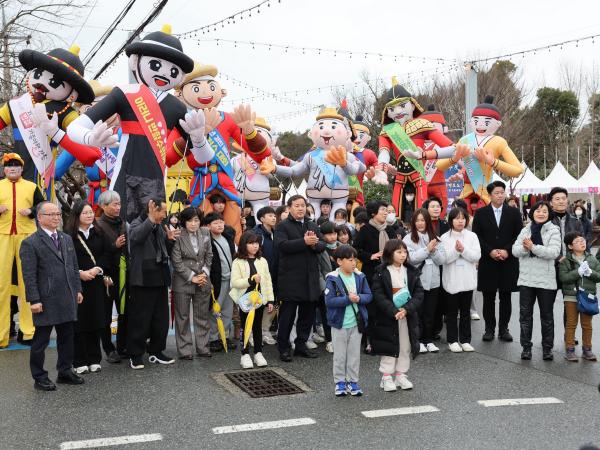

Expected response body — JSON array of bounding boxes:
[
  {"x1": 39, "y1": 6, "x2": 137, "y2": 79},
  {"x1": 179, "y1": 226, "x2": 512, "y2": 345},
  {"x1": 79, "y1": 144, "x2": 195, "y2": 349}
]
[
  {"x1": 572, "y1": 238, "x2": 586, "y2": 244},
  {"x1": 41, "y1": 213, "x2": 62, "y2": 217}
]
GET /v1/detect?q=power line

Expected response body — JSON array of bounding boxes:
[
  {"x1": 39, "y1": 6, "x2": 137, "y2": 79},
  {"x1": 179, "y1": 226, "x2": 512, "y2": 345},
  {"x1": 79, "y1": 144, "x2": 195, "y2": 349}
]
[
  {"x1": 70, "y1": 0, "x2": 99, "y2": 46},
  {"x1": 191, "y1": 38, "x2": 455, "y2": 64},
  {"x1": 470, "y1": 30, "x2": 600, "y2": 64},
  {"x1": 83, "y1": 0, "x2": 137, "y2": 67},
  {"x1": 177, "y1": 0, "x2": 279, "y2": 38},
  {"x1": 94, "y1": 0, "x2": 169, "y2": 79}
]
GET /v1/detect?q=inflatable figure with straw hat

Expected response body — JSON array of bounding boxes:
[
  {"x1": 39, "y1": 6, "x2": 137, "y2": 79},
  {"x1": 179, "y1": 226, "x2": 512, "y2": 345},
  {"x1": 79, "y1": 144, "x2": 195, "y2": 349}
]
[
  {"x1": 436, "y1": 95, "x2": 523, "y2": 214},
  {"x1": 175, "y1": 61, "x2": 271, "y2": 241},
  {"x1": 260, "y1": 104, "x2": 365, "y2": 219},
  {"x1": 0, "y1": 45, "x2": 102, "y2": 200},
  {"x1": 349, "y1": 112, "x2": 379, "y2": 206},
  {"x1": 55, "y1": 80, "x2": 120, "y2": 209},
  {"x1": 377, "y1": 77, "x2": 457, "y2": 220},
  {"x1": 67, "y1": 25, "x2": 212, "y2": 222}
]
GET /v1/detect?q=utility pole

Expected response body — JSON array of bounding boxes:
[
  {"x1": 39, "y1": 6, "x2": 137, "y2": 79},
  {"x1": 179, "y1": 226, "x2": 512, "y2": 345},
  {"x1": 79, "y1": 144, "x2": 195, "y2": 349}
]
[
  {"x1": 464, "y1": 62, "x2": 478, "y2": 134},
  {"x1": 1, "y1": 5, "x2": 31, "y2": 102}
]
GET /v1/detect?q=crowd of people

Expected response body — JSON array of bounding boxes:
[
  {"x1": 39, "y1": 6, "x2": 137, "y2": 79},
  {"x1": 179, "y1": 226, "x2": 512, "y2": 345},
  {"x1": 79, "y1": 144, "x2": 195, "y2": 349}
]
[{"x1": 2, "y1": 151, "x2": 598, "y2": 395}]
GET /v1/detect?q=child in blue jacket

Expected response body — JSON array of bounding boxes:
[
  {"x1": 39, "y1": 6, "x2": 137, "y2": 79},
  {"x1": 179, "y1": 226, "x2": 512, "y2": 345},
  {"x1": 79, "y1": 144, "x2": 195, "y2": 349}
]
[{"x1": 324, "y1": 245, "x2": 372, "y2": 397}]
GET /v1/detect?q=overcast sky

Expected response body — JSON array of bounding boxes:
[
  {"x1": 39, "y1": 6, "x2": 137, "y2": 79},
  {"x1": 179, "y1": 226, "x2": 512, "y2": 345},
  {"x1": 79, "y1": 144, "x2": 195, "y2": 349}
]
[{"x1": 37, "y1": 0, "x2": 600, "y2": 133}]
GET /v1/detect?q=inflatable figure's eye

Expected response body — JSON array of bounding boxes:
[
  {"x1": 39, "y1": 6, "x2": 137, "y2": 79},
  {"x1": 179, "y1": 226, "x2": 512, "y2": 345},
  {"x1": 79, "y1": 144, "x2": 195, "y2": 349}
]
[
  {"x1": 48, "y1": 76, "x2": 65, "y2": 89},
  {"x1": 170, "y1": 67, "x2": 179, "y2": 78},
  {"x1": 33, "y1": 69, "x2": 43, "y2": 79},
  {"x1": 149, "y1": 59, "x2": 162, "y2": 71}
]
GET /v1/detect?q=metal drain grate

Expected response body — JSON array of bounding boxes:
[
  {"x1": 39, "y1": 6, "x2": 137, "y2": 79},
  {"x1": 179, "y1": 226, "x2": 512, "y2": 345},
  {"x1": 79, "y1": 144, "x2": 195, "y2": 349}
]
[{"x1": 224, "y1": 369, "x2": 304, "y2": 398}]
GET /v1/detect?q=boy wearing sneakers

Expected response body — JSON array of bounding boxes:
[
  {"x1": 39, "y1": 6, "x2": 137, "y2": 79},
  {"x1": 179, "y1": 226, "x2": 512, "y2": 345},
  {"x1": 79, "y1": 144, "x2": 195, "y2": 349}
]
[{"x1": 324, "y1": 245, "x2": 372, "y2": 396}]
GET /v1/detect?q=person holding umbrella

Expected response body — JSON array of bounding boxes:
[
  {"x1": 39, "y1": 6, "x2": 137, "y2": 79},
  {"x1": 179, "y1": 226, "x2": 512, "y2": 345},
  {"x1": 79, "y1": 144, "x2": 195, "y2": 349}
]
[{"x1": 230, "y1": 232, "x2": 274, "y2": 368}]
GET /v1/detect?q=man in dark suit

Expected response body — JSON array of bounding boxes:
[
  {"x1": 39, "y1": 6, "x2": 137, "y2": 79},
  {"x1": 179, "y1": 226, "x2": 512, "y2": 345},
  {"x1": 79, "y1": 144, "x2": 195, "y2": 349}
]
[
  {"x1": 127, "y1": 198, "x2": 179, "y2": 369},
  {"x1": 276, "y1": 195, "x2": 326, "y2": 362},
  {"x1": 20, "y1": 201, "x2": 84, "y2": 391},
  {"x1": 472, "y1": 181, "x2": 523, "y2": 342}
]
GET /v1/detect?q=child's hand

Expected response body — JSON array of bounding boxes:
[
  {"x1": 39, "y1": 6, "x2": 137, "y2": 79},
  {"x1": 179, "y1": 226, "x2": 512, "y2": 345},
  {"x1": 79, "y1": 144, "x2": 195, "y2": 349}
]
[
  {"x1": 349, "y1": 293, "x2": 360, "y2": 303},
  {"x1": 394, "y1": 308, "x2": 406, "y2": 320}
]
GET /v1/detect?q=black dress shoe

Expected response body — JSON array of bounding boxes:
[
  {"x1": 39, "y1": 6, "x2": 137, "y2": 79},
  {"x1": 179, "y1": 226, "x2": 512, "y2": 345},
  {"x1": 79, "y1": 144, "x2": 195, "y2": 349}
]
[
  {"x1": 106, "y1": 351, "x2": 121, "y2": 364},
  {"x1": 34, "y1": 378, "x2": 56, "y2": 391},
  {"x1": 56, "y1": 371, "x2": 85, "y2": 385},
  {"x1": 521, "y1": 349, "x2": 532, "y2": 360},
  {"x1": 499, "y1": 331, "x2": 513, "y2": 342},
  {"x1": 209, "y1": 340, "x2": 223, "y2": 352},
  {"x1": 482, "y1": 331, "x2": 495, "y2": 341},
  {"x1": 542, "y1": 350, "x2": 554, "y2": 361},
  {"x1": 179, "y1": 354, "x2": 193, "y2": 360},
  {"x1": 294, "y1": 348, "x2": 318, "y2": 358},
  {"x1": 196, "y1": 352, "x2": 212, "y2": 358},
  {"x1": 17, "y1": 330, "x2": 32, "y2": 346},
  {"x1": 279, "y1": 351, "x2": 292, "y2": 362}
]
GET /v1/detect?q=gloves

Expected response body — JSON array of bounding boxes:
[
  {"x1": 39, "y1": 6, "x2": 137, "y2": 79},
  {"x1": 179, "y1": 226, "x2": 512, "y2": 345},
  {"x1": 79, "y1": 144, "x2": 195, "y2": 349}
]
[
  {"x1": 179, "y1": 109, "x2": 207, "y2": 148},
  {"x1": 32, "y1": 103, "x2": 64, "y2": 142},
  {"x1": 578, "y1": 261, "x2": 592, "y2": 277}
]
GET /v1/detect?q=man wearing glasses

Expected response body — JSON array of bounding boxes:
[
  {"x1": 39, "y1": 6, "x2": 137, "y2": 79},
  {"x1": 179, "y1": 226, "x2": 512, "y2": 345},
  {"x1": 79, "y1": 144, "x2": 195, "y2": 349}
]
[
  {"x1": 0, "y1": 153, "x2": 44, "y2": 349},
  {"x1": 20, "y1": 200, "x2": 85, "y2": 390}
]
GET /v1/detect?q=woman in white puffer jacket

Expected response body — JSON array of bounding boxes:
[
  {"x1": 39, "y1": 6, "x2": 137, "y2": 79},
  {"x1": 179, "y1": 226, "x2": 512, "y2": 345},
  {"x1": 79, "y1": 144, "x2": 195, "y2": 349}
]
[
  {"x1": 440, "y1": 207, "x2": 481, "y2": 353},
  {"x1": 512, "y1": 201, "x2": 561, "y2": 361}
]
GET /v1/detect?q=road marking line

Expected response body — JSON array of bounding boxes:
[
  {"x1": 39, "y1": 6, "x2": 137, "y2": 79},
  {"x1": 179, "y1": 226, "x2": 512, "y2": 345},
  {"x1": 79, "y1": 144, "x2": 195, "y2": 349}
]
[
  {"x1": 477, "y1": 397, "x2": 564, "y2": 407},
  {"x1": 59, "y1": 433, "x2": 163, "y2": 449},
  {"x1": 361, "y1": 405, "x2": 440, "y2": 418},
  {"x1": 212, "y1": 417, "x2": 316, "y2": 434}
]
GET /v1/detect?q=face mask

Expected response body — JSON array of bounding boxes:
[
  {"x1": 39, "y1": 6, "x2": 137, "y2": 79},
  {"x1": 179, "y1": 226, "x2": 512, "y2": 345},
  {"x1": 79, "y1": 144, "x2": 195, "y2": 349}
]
[
  {"x1": 575, "y1": 210, "x2": 582, "y2": 217},
  {"x1": 405, "y1": 194, "x2": 415, "y2": 202},
  {"x1": 386, "y1": 213, "x2": 396, "y2": 224}
]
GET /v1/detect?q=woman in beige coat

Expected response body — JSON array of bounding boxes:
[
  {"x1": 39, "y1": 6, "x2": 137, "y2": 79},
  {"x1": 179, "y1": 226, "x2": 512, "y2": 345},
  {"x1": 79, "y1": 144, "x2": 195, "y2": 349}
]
[{"x1": 171, "y1": 207, "x2": 213, "y2": 359}]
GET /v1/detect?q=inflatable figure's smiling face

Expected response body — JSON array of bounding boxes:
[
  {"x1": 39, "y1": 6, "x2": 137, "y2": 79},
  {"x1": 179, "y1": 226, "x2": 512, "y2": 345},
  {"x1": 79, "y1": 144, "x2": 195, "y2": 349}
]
[
  {"x1": 310, "y1": 119, "x2": 351, "y2": 149},
  {"x1": 26, "y1": 68, "x2": 75, "y2": 103},
  {"x1": 470, "y1": 115, "x2": 501, "y2": 137},
  {"x1": 354, "y1": 129, "x2": 371, "y2": 148},
  {"x1": 180, "y1": 79, "x2": 226, "y2": 109},
  {"x1": 386, "y1": 101, "x2": 415, "y2": 125},
  {"x1": 131, "y1": 55, "x2": 184, "y2": 91}
]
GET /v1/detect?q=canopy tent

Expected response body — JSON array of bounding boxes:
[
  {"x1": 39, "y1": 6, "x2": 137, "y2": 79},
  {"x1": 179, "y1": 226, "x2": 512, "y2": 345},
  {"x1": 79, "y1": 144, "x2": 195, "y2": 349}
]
[
  {"x1": 577, "y1": 161, "x2": 600, "y2": 193},
  {"x1": 542, "y1": 161, "x2": 587, "y2": 193},
  {"x1": 512, "y1": 164, "x2": 548, "y2": 195}
]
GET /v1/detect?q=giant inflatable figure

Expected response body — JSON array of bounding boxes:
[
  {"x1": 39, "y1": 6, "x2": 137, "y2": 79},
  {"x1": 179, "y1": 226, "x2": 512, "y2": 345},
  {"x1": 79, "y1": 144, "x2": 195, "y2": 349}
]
[
  {"x1": 261, "y1": 106, "x2": 365, "y2": 219},
  {"x1": 55, "y1": 80, "x2": 120, "y2": 209},
  {"x1": 349, "y1": 114, "x2": 378, "y2": 206},
  {"x1": 0, "y1": 45, "x2": 101, "y2": 199},
  {"x1": 175, "y1": 61, "x2": 270, "y2": 240},
  {"x1": 67, "y1": 25, "x2": 212, "y2": 221},
  {"x1": 421, "y1": 104, "x2": 451, "y2": 217},
  {"x1": 377, "y1": 77, "x2": 456, "y2": 220},
  {"x1": 436, "y1": 95, "x2": 523, "y2": 213}
]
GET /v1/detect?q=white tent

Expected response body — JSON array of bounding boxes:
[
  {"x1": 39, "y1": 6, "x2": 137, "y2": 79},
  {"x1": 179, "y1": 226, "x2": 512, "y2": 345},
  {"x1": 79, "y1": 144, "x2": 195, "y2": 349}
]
[
  {"x1": 542, "y1": 161, "x2": 587, "y2": 193},
  {"x1": 577, "y1": 161, "x2": 600, "y2": 193},
  {"x1": 512, "y1": 165, "x2": 548, "y2": 195},
  {"x1": 296, "y1": 179, "x2": 307, "y2": 198}
]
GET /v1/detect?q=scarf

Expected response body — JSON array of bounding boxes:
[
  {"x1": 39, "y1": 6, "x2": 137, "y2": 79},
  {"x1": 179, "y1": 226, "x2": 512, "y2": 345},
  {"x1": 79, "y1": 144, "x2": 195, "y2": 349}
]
[
  {"x1": 369, "y1": 218, "x2": 389, "y2": 252},
  {"x1": 530, "y1": 221, "x2": 545, "y2": 246}
]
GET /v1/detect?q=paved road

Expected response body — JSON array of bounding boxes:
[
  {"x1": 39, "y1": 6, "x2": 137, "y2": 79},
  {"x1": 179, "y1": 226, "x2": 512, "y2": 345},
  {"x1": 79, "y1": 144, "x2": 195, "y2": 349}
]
[{"x1": 1, "y1": 292, "x2": 600, "y2": 450}]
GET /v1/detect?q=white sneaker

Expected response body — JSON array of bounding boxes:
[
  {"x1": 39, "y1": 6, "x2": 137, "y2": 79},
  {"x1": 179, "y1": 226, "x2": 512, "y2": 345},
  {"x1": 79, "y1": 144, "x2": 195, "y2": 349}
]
[
  {"x1": 461, "y1": 342, "x2": 475, "y2": 352},
  {"x1": 325, "y1": 342, "x2": 334, "y2": 353},
  {"x1": 253, "y1": 352, "x2": 268, "y2": 367},
  {"x1": 395, "y1": 374, "x2": 413, "y2": 390},
  {"x1": 470, "y1": 312, "x2": 481, "y2": 320},
  {"x1": 312, "y1": 334, "x2": 326, "y2": 344},
  {"x1": 75, "y1": 366, "x2": 89, "y2": 374},
  {"x1": 449, "y1": 342, "x2": 463, "y2": 353},
  {"x1": 316, "y1": 325, "x2": 325, "y2": 338},
  {"x1": 262, "y1": 334, "x2": 277, "y2": 345},
  {"x1": 306, "y1": 340, "x2": 318, "y2": 349},
  {"x1": 89, "y1": 364, "x2": 102, "y2": 373},
  {"x1": 426, "y1": 343, "x2": 440, "y2": 353},
  {"x1": 380, "y1": 375, "x2": 397, "y2": 392},
  {"x1": 240, "y1": 354, "x2": 254, "y2": 369},
  {"x1": 419, "y1": 343, "x2": 428, "y2": 353}
]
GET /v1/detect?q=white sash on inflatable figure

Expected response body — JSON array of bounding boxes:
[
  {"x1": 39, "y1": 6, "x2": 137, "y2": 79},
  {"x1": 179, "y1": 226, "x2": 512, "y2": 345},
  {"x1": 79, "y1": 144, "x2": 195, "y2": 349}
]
[
  {"x1": 458, "y1": 133, "x2": 491, "y2": 193},
  {"x1": 8, "y1": 93, "x2": 54, "y2": 186},
  {"x1": 424, "y1": 143, "x2": 438, "y2": 182}
]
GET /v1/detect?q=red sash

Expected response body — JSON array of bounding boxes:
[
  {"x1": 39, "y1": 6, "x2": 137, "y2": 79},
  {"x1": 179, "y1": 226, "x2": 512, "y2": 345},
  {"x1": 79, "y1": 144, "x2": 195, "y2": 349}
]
[{"x1": 119, "y1": 84, "x2": 168, "y2": 175}]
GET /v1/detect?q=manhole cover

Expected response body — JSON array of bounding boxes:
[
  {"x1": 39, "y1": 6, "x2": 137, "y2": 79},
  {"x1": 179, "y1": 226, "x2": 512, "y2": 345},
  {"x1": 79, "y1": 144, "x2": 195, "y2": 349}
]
[{"x1": 224, "y1": 369, "x2": 304, "y2": 398}]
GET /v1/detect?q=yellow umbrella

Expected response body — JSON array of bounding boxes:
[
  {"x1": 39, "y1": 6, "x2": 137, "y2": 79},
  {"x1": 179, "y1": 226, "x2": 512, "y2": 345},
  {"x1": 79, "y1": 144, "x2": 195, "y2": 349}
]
[
  {"x1": 243, "y1": 284, "x2": 263, "y2": 349},
  {"x1": 211, "y1": 289, "x2": 228, "y2": 353}
]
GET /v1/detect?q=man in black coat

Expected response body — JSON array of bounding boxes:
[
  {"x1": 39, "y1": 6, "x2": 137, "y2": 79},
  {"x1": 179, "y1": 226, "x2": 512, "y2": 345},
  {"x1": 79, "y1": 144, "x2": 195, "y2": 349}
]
[
  {"x1": 275, "y1": 195, "x2": 326, "y2": 362},
  {"x1": 472, "y1": 181, "x2": 523, "y2": 342},
  {"x1": 20, "y1": 202, "x2": 84, "y2": 391},
  {"x1": 127, "y1": 198, "x2": 179, "y2": 369}
]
